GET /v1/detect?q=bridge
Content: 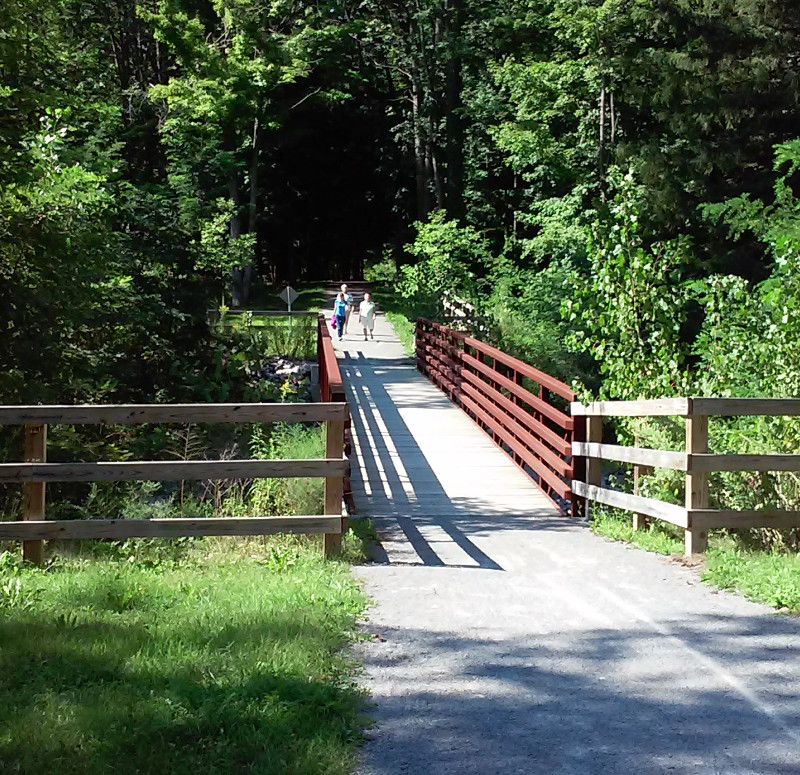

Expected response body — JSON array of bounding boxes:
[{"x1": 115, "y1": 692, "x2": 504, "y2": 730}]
[
  {"x1": 1, "y1": 292, "x2": 799, "y2": 772},
  {"x1": 327, "y1": 304, "x2": 800, "y2": 775}
]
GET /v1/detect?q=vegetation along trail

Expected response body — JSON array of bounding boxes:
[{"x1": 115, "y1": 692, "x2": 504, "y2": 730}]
[{"x1": 343, "y1": 317, "x2": 800, "y2": 775}]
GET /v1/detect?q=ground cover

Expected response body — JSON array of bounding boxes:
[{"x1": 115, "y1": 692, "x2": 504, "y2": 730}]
[
  {"x1": 590, "y1": 507, "x2": 800, "y2": 614},
  {"x1": 0, "y1": 536, "x2": 368, "y2": 775},
  {"x1": 369, "y1": 288, "x2": 415, "y2": 355}
]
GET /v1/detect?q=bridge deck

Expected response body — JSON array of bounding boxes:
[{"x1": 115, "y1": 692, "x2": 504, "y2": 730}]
[{"x1": 333, "y1": 305, "x2": 800, "y2": 775}]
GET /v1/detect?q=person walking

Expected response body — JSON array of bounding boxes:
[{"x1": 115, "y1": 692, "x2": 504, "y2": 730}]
[
  {"x1": 359, "y1": 292, "x2": 376, "y2": 341},
  {"x1": 333, "y1": 292, "x2": 348, "y2": 341},
  {"x1": 341, "y1": 283, "x2": 354, "y2": 333}
]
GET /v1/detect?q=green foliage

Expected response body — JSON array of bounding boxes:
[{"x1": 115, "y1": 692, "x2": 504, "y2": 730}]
[
  {"x1": 248, "y1": 424, "x2": 325, "y2": 518},
  {"x1": 0, "y1": 544, "x2": 367, "y2": 773},
  {"x1": 564, "y1": 170, "x2": 698, "y2": 399},
  {"x1": 399, "y1": 211, "x2": 491, "y2": 317}
]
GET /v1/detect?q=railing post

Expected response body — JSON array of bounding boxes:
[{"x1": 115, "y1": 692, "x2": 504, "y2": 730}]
[
  {"x1": 586, "y1": 416, "x2": 603, "y2": 488},
  {"x1": 23, "y1": 423, "x2": 47, "y2": 565},
  {"x1": 632, "y1": 432, "x2": 653, "y2": 531},
  {"x1": 323, "y1": 415, "x2": 345, "y2": 557},
  {"x1": 685, "y1": 408, "x2": 709, "y2": 554}
]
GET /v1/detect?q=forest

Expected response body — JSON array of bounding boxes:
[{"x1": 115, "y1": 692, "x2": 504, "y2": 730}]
[{"x1": 3, "y1": 1, "x2": 800, "y2": 545}]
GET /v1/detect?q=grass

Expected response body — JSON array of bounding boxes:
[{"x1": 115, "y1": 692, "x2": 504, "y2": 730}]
[
  {"x1": 0, "y1": 537, "x2": 369, "y2": 775},
  {"x1": 703, "y1": 545, "x2": 800, "y2": 611},
  {"x1": 590, "y1": 506, "x2": 800, "y2": 614},
  {"x1": 384, "y1": 311, "x2": 415, "y2": 355},
  {"x1": 370, "y1": 287, "x2": 416, "y2": 355}
]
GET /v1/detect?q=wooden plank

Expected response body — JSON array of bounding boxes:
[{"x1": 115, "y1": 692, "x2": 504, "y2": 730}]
[
  {"x1": 685, "y1": 414, "x2": 709, "y2": 554},
  {"x1": 23, "y1": 424, "x2": 47, "y2": 565},
  {"x1": 571, "y1": 398, "x2": 690, "y2": 417},
  {"x1": 0, "y1": 403, "x2": 348, "y2": 426},
  {"x1": 461, "y1": 382, "x2": 571, "y2": 476},
  {"x1": 571, "y1": 481, "x2": 688, "y2": 527},
  {"x1": 461, "y1": 351, "x2": 573, "y2": 430},
  {"x1": 688, "y1": 510, "x2": 800, "y2": 530},
  {"x1": 324, "y1": 418, "x2": 345, "y2": 556},
  {"x1": 0, "y1": 458, "x2": 349, "y2": 483},
  {"x1": 461, "y1": 369, "x2": 571, "y2": 456},
  {"x1": 0, "y1": 516, "x2": 343, "y2": 541},
  {"x1": 572, "y1": 442, "x2": 687, "y2": 471},
  {"x1": 690, "y1": 397, "x2": 800, "y2": 417},
  {"x1": 689, "y1": 454, "x2": 800, "y2": 472}
]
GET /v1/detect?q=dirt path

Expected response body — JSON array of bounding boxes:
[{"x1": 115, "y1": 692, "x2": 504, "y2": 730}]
[{"x1": 338, "y1": 307, "x2": 800, "y2": 775}]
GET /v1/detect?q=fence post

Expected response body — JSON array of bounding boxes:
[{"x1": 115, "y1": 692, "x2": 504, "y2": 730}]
[
  {"x1": 586, "y1": 416, "x2": 603, "y2": 489},
  {"x1": 685, "y1": 408, "x2": 709, "y2": 554},
  {"x1": 323, "y1": 415, "x2": 345, "y2": 557},
  {"x1": 23, "y1": 423, "x2": 47, "y2": 565},
  {"x1": 632, "y1": 432, "x2": 653, "y2": 531}
]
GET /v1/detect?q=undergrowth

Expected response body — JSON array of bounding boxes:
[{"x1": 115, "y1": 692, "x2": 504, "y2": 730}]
[{"x1": 0, "y1": 538, "x2": 368, "y2": 774}]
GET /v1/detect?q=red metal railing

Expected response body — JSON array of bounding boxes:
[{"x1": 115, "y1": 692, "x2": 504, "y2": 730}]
[
  {"x1": 416, "y1": 318, "x2": 575, "y2": 514},
  {"x1": 317, "y1": 315, "x2": 353, "y2": 511}
]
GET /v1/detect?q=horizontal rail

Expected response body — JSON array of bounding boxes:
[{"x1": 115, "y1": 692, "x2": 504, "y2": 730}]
[
  {"x1": 688, "y1": 510, "x2": 800, "y2": 530},
  {"x1": 572, "y1": 397, "x2": 800, "y2": 417},
  {"x1": 0, "y1": 458, "x2": 348, "y2": 483},
  {"x1": 571, "y1": 398, "x2": 690, "y2": 417},
  {"x1": 461, "y1": 351, "x2": 573, "y2": 431},
  {"x1": 0, "y1": 516, "x2": 342, "y2": 541},
  {"x1": 691, "y1": 398, "x2": 800, "y2": 416},
  {"x1": 0, "y1": 403, "x2": 348, "y2": 426},
  {"x1": 689, "y1": 454, "x2": 800, "y2": 472},
  {"x1": 461, "y1": 335, "x2": 575, "y2": 401},
  {"x1": 572, "y1": 442, "x2": 687, "y2": 471},
  {"x1": 571, "y1": 481, "x2": 688, "y2": 527}
]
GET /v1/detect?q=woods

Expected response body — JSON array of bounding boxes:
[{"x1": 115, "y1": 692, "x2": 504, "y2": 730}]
[{"x1": 3, "y1": 2, "x2": 800, "y2": 536}]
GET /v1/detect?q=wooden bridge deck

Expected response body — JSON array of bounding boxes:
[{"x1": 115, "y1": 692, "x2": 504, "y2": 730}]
[{"x1": 336, "y1": 315, "x2": 558, "y2": 565}]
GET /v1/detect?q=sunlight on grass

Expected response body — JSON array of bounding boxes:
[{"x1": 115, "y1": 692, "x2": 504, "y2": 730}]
[{"x1": 0, "y1": 540, "x2": 367, "y2": 774}]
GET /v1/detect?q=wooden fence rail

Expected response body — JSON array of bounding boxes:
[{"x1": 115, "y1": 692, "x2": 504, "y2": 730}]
[
  {"x1": 0, "y1": 402, "x2": 349, "y2": 563},
  {"x1": 571, "y1": 397, "x2": 800, "y2": 555},
  {"x1": 416, "y1": 318, "x2": 575, "y2": 513},
  {"x1": 317, "y1": 313, "x2": 352, "y2": 534}
]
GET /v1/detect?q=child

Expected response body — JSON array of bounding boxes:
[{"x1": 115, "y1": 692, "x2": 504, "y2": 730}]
[
  {"x1": 359, "y1": 293, "x2": 376, "y2": 341},
  {"x1": 333, "y1": 292, "x2": 348, "y2": 341}
]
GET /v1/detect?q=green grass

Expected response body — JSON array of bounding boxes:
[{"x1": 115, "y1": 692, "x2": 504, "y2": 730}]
[
  {"x1": 0, "y1": 539, "x2": 368, "y2": 774},
  {"x1": 590, "y1": 506, "x2": 800, "y2": 613},
  {"x1": 370, "y1": 287, "x2": 416, "y2": 355},
  {"x1": 703, "y1": 546, "x2": 800, "y2": 612},
  {"x1": 589, "y1": 506, "x2": 684, "y2": 555},
  {"x1": 384, "y1": 311, "x2": 415, "y2": 355}
]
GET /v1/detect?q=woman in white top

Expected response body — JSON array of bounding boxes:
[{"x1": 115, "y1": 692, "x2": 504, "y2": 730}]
[{"x1": 359, "y1": 293, "x2": 376, "y2": 341}]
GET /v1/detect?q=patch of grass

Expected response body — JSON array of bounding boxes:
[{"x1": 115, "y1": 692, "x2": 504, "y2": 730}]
[
  {"x1": 384, "y1": 311, "x2": 415, "y2": 355},
  {"x1": 0, "y1": 541, "x2": 368, "y2": 774},
  {"x1": 590, "y1": 506, "x2": 800, "y2": 613},
  {"x1": 703, "y1": 546, "x2": 800, "y2": 612},
  {"x1": 589, "y1": 506, "x2": 684, "y2": 555}
]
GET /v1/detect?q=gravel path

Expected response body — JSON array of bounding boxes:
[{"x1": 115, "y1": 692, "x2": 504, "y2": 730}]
[{"x1": 333, "y1": 294, "x2": 800, "y2": 775}]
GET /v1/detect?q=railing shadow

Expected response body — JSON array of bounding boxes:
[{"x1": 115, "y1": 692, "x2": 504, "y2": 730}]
[{"x1": 340, "y1": 351, "x2": 577, "y2": 571}]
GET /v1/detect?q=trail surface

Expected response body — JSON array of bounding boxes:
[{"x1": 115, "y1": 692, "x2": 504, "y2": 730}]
[{"x1": 329, "y1": 292, "x2": 800, "y2": 775}]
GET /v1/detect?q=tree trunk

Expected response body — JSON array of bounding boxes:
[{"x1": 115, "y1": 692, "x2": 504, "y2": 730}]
[{"x1": 445, "y1": 0, "x2": 465, "y2": 220}]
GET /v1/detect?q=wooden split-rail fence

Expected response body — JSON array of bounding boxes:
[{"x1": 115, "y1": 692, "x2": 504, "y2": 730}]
[
  {"x1": 417, "y1": 319, "x2": 800, "y2": 555},
  {"x1": 0, "y1": 315, "x2": 350, "y2": 564}
]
